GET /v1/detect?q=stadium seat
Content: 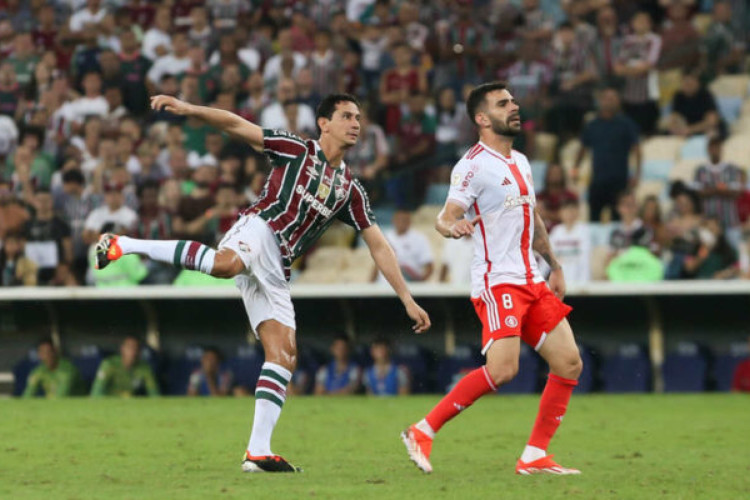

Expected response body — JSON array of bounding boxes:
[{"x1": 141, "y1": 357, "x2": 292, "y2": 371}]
[
  {"x1": 721, "y1": 135, "x2": 750, "y2": 171},
  {"x1": 741, "y1": 98, "x2": 750, "y2": 117},
  {"x1": 602, "y1": 344, "x2": 651, "y2": 393},
  {"x1": 227, "y1": 344, "x2": 265, "y2": 392},
  {"x1": 413, "y1": 204, "x2": 441, "y2": 226},
  {"x1": 316, "y1": 221, "x2": 356, "y2": 248},
  {"x1": 498, "y1": 344, "x2": 540, "y2": 393},
  {"x1": 642, "y1": 159, "x2": 674, "y2": 181},
  {"x1": 393, "y1": 344, "x2": 434, "y2": 393},
  {"x1": 425, "y1": 184, "x2": 450, "y2": 205},
  {"x1": 530, "y1": 160, "x2": 547, "y2": 190},
  {"x1": 662, "y1": 342, "x2": 710, "y2": 392},
  {"x1": 731, "y1": 116, "x2": 750, "y2": 134},
  {"x1": 588, "y1": 223, "x2": 614, "y2": 248},
  {"x1": 72, "y1": 344, "x2": 104, "y2": 391},
  {"x1": 669, "y1": 159, "x2": 703, "y2": 183},
  {"x1": 642, "y1": 136, "x2": 684, "y2": 162},
  {"x1": 12, "y1": 349, "x2": 39, "y2": 396},
  {"x1": 708, "y1": 74, "x2": 750, "y2": 99},
  {"x1": 714, "y1": 342, "x2": 749, "y2": 392},
  {"x1": 658, "y1": 69, "x2": 683, "y2": 108},
  {"x1": 716, "y1": 96, "x2": 743, "y2": 125},
  {"x1": 533, "y1": 133, "x2": 557, "y2": 163},
  {"x1": 635, "y1": 180, "x2": 667, "y2": 204},
  {"x1": 590, "y1": 246, "x2": 610, "y2": 281},
  {"x1": 436, "y1": 345, "x2": 483, "y2": 393},
  {"x1": 166, "y1": 346, "x2": 203, "y2": 395},
  {"x1": 340, "y1": 246, "x2": 375, "y2": 283},
  {"x1": 679, "y1": 135, "x2": 708, "y2": 161}
]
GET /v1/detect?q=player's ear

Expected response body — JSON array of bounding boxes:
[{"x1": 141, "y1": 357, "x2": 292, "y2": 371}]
[{"x1": 317, "y1": 116, "x2": 328, "y2": 134}]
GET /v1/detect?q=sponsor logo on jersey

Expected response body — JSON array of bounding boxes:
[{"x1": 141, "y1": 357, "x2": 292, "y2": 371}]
[
  {"x1": 459, "y1": 170, "x2": 476, "y2": 192},
  {"x1": 306, "y1": 164, "x2": 320, "y2": 179},
  {"x1": 505, "y1": 315, "x2": 519, "y2": 328},
  {"x1": 295, "y1": 184, "x2": 333, "y2": 217},
  {"x1": 504, "y1": 194, "x2": 535, "y2": 209}
]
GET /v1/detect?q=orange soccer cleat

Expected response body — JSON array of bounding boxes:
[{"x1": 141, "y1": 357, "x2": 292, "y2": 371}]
[
  {"x1": 515, "y1": 454, "x2": 581, "y2": 475},
  {"x1": 95, "y1": 233, "x2": 123, "y2": 270},
  {"x1": 400, "y1": 425, "x2": 433, "y2": 473}
]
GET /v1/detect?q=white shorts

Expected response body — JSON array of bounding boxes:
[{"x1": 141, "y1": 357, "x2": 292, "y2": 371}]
[{"x1": 218, "y1": 214, "x2": 296, "y2": 334}]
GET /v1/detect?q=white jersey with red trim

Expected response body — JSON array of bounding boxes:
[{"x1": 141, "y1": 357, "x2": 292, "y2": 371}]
[{"x1": 447, "y1": 141, "x2": 544, "y2": 297}]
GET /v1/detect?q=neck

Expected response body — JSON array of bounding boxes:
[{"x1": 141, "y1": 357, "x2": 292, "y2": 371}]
[
  {"x1": 480, "y1": 132, "x2": 514, "y2": 157},
  {"x1": 318, "y1": 135, "x2": 346, "y2": 167}
]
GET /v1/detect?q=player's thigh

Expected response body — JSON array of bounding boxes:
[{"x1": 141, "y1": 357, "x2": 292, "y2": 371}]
[
  {"x1": 213, "y1": 248, "x2": 246, "y2": 278},
  {"x1": 257, "y1": 319, "x2": 298, "y2": 370},
  {"x1": 537, "y1": 318, "x2": 583, "y2": 379},
  {"x1": 484, "y1": 336, "x2": 521, "y2": 386},
  {"x1": 472, "y1": 285, "x2": 531, "y2": 356}
]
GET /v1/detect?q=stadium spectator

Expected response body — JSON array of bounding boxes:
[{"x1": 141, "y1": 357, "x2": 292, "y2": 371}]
[
  {"x1": 358, "y1": 24, "x2": 389, "y2": 93},
  {"x1": 146, "y1": 32, "x2": 191, "y2": 92},
  {"x1": 693, "y1": 136, "x2": 743, "y2": 230},
  {"x1": 22, "y1": 338, "x2": 82, "y2": 398},
  {"x1": 344, "y1": 104, "x2": 389, "y2": 184},
  {"x1": 701, "y1": 1, "x2": 745, "y2": 79},
  {"x1": 731, "y1": 336, "x2": 750, "y2": 392},
  {"x1": 82, "y1": 181, "x2": 137, "y2": 245},
  {"x1": 575, "y1": 87, "x2": 641, "y2": 222},
  {"x1": 549, "y1": 198, "x2": 591, "y2": 284},
  {"x1": 295, "y1": 68, "x2": 321, "y2": 112},
  {"x1": 91, "y1": 336, "x2": 160, "y2": 397},
  {"x1": 640, "y1": 194, "x2": 668, "y2": 252},
  {"x1": 31, "y1": 6, "x2": 58, "y2": 55},
  {"x1": 54, "y1": 168, "x2": 99, "y2": 282},
  {"x1": 682, "y1": 217, "x2": 738, "y2": 279},
  {"x1": 363, "y1": 338, "x2": 410, "y2": 396},
  {"x1": 262, "y1": 28, "x2": 307, "y2": 88},
  {"x1": 314, "y1": 335, "x2": 362, "y2": 395},
  {"x1": 607, "y1": 190, "x2": 656, "y2": 266},
  {"x1": 7, "y1": 128, "x2": 55, "y2": 191},
  {"x1": 69, "y1": 0, "x2": 108, "y2": 34},
  {"x1": 439, "y1": 235, "x2": 473, "y2": 285},
  {"x1": 537, "y1": 163, "x2": 578, "y2": 232},
  {"x1": 736, "y1": 170, "x2": 750, "y2": 228},
  {"x1": 188, "y1": 348, "x2": 233, "y2": 397},
  {"x1": 664, "y1": 185, "x2": 704, "y2": 279},
  {"x1": 432, "y1": 86, "x2": 465, "y2": 182},
  {"x1": 499, "y1": 39, "x2": 551, "y2": 135},
  {"x1": 117, "y1": 30, "x2": 152, "y2": 117},
  {"x1": 379, "y1": 43, "x2": 427, "y2": 135},
  {"x1": 666, "y1": 71, "x2": 722, "y2": 137},
  {"x1": 2, "y1": 0, "x2": 33, "y2": 33},
  {"x1": 378, "y1": 210, "x2": 434, "y2": 282},
  {"x1": 239, "y1": 72, "x2": 270, "y2": 121},
  {"x1": 187, "y1": 6, "x2": 213, "y2": 52},
  {"x1": 0, "y1": 62, "x2": 22, "y2": 119},
  {"x1": 6, "y1": 31, "x2": 39, "y2": 87},
  {"x1": 0, "y1": 231, "x2": 37, "y2": 286},
  {"x1": 614, "y1": 11, "x2": 662, "y2": 135},
  {"x1": 659, "y1": 3, "x2": 701, "y2": 70},
  {"x1": 65, "y1": 71, "x2": 109, "y2": 129},
  {"x1": 141, "y1": 6, "x2": 172, "y2": 61},
  {"x1": 259, "y1": 78, "x2": 316, "y2": 138},
  {"x1": 606, "y1": 240, "x2": 664, "y2": 282},
  {"x1": 308, "y1": 29, "x2": 339, "y2": 100},
  {"x1": 173, "y1": 165, "x2": 217, "y2": 242},
  {"x1": 591, "y1": 5, "x2": 622, "y2": 84},
  {"x1": 25, "y1": 188, "x2": 74, "y2": 286}
]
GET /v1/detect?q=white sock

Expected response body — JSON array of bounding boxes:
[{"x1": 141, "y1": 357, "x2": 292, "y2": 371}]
[
  {"x1": 117, "y1": 236, "x2": 215, "y2": 274},
  {"x1": 415, "y1": 418, "x2": 435, "y2": 439},
  {"x1": 520, "y1": 445, "x2": 546, "y2": 463},
  {"x1": 247, "y1": 362, "x2": 292, "y2": 457}
]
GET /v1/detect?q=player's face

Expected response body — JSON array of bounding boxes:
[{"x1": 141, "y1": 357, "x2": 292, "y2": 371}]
[
  {"x1": 38, "y1": 343, "x2": 56, "y2": 368},
  {"x1": 121, "y1": 338, "x2": 140, "y2": 367},
  {"x1": 480, "y1": 89, "x2": 521, "y2": 137},
  {"x1": 331, "y1": 340, "x2": 350, "y2": 361},
  {"x1": 321, "y1": 101, "x2": 361, "y2": 148}
]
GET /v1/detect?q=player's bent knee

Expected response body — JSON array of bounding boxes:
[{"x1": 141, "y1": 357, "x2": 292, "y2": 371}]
[
  {"x1": 486, "y1": 363, "x2": 519, "y2": 386},
  {"x1": 551, "y1": 353, "x2": 583, "y2": 380},
  {"x1": 211, "y1": 250, "x2": 245, "y2": 278}
]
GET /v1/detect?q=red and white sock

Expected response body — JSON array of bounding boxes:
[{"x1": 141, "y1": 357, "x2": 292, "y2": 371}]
[
  {"x1": 521, "y1": 373, "x2": 577, "y2": 462},
  {"x1": 118, "y1": 236, "x2": 216, "y2": 274},
  {"x1": 424, "y1": 366, "x2": 497, "y2": 433}
]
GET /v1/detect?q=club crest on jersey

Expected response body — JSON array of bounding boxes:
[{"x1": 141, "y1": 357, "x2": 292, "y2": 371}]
[
  {"x1": 316, "y1": 183, "x2": 331, "y2": 199},
  {"x1": 504, "y1": 194, "x2": 535, "y2": 209},
  {"x1": 451, "y1": 173, "x2": 461, "y2": 186},
  {"x1": 505, "y1": 316, "x2": 519, "y2": 328},
  {"x1": 335, "y1": 184, "x2": 347, "y2": 200},
  {"x1": 295, "y1": 184, "x2": 333, "y2": 217}
]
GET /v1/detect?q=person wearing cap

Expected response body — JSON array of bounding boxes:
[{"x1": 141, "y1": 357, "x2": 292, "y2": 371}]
[{"x1": 82, "y1": 180, "x2": 137, "y2": 245}]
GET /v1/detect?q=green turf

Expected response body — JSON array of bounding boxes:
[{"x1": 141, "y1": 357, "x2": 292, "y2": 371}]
[{"x1": 1, "y1": 395, "x2": 748, "y2": 499}]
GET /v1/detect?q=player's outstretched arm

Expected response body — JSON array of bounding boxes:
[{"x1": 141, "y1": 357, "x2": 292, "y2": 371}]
[
  {"x1": 436, "y1": 201, "x2": 481, "y2": 239},
  {"x1": 150, "y1": 95, "x2": 264, "y2": 152},
  {"x1": 361, "y1": 225, "x2": 431, "y2": 334},
  {"x1": 533, "y1": 209, "x2": 566, "y2": 299}
]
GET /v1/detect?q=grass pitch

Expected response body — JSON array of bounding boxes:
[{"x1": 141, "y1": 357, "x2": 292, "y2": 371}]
[{"x1": 1, "y1": 395, "x2": 748, "y2": 499}]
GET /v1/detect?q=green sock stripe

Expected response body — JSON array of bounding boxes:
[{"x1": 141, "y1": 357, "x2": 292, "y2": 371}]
[
  {"x1": 256, "y1": 390, "x2": 284, "y2": 408},
  {"x1": 197, "y1": 246, "x2": 209, "y2": 270},
  {"x1": 260, "y1": 369, "x2": 289, "y2": 386},
  {"x1": 173, "y1": 241, "x2": 187, "y2": 267}
]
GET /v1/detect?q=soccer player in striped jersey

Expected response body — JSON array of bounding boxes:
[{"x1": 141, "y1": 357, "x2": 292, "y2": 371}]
[
  {"x1": 401, "y1": 82, "x2": 583, "y2": 475},
  {"x1": 95, "y1": 93, "x2": 431, "y2": 473}
]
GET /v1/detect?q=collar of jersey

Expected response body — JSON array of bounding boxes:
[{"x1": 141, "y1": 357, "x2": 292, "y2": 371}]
[
  {"x1": 478, "y1": 140, "x2": 513, "y2": 162},
  {"x1": 314, "y1": 140, "x2": 346, "y2": 170}
]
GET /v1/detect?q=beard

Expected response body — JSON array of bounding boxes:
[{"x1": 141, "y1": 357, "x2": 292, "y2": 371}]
[{"x1": 489, "y1": 115, "x2": 521, "y2": 137}]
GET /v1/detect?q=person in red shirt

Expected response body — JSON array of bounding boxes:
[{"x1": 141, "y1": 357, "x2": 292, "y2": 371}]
[
  {"x1": 378, "y1": 43, "x2": 427, "y2": 135},
  {"x1": 731, "y1": 336, "x2": 750, "y2": 392}
]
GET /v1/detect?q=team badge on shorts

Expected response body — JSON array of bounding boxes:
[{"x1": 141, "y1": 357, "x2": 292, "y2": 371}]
[
  {"x1": 505, "y1": 315, "x2": 519, "y2": 328},
  {"x1": 239, "y1": 241, "x2": 251, "y2": 253}
]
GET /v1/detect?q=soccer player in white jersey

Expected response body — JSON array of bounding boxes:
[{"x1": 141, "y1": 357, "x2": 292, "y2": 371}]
[
  {"x1": 95, "y1": 93, "x2": 431, "y2": 472},
  {"x1": 401, "y1": 81, "x2": 583, "y2": 475}
]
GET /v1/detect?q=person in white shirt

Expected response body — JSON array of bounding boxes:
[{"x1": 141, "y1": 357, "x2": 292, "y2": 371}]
[
  {"x1": 147, "y1": 32, "x2": 192, "y2": 90},
  {"x1": 69, "y1": 0, "x2": 107, "y2": 33},
  {"x1": 377, "y1": 210, "x2": 433, "y2": 282},
  {"x1": 82, "y1": 182, "x2": 137, "y2": 245},
  {"x1": 402, "y1": 81, "x2": 583, "y2": 476},
  {"x1": 549, "y1": 198, "x2": 591, "y2": 284},
  {"x1": 259, "y1": 78, "x2": 316, "y2": 137},
  {"x1": 65, "y1": 72, "x2": 109, "y2": 127},
  {"x1": 141, "y1": 6, "x2": 172, "y2": 61},
  {"x1": 262, "y1": 29, "x2": 307, "y2": 87},
  {"x1": 440, "y1": 235, "x2": 474, "y2": 284}
]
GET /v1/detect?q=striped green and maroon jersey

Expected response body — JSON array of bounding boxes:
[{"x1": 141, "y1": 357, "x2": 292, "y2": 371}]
[{"x1": 242, "y1": 128, "x2": 376, "y2": 276}]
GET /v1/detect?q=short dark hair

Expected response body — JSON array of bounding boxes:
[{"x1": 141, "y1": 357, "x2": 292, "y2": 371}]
[
  {"x1": 137, "y1": 179, "x2": 160, "y2": 198},
  {"x1": 332, "y1": 333, "x2": 351, "y2": 344},
  {"x1": 37, "y1": 337, "x2": 54, "y2": 349},
  {"x1": 62, "y1": 169, "x2": 85, "y2": 185},
  {"x1": 315, "y1": 93, "x2": 361, "y2": 135},
  {"x1": 466, "y1": 81, "x2": 508, "y2": 126}
]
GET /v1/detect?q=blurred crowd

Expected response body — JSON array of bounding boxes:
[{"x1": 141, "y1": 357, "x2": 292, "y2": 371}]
[{"x1": 0, "y1": 0, "x2": 749, "y2": 287}]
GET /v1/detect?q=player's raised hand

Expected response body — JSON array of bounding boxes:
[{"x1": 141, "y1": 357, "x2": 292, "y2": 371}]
[
  {"x1": 449, "y1": 215, "x2": 481, "y2": 238},
  {"x1": 150, "y1": 95, "x2": 193, "y2": 116},
  {"x1": 405, "y1": 300, "x2": 431, "y2": 334}
]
